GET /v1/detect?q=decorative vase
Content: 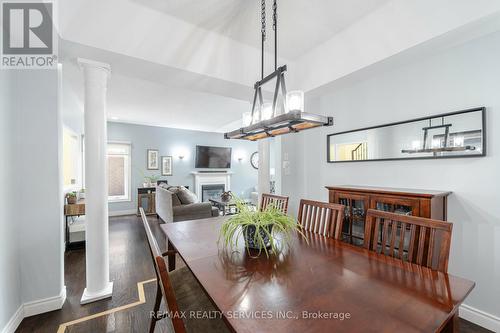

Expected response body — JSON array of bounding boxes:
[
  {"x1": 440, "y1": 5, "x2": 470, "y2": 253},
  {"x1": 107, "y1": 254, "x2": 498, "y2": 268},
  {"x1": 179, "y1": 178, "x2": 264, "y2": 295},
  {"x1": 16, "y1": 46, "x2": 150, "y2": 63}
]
[
  {"x1": 221, "y1": 191, "x2": 233, "y2": 202},
  {"x1": 243, "y1": 225, "x2": 273, "y2": 250},
  {"x1": 67, "y1": 196, "x2": 77, "y2": 204}
]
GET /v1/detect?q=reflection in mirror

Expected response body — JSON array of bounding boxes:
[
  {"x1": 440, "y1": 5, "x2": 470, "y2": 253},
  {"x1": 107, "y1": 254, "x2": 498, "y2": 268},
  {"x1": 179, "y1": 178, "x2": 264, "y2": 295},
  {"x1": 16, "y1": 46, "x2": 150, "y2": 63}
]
[{"x1": 327, "y1": 108, "x2": 485, "y2": 162}]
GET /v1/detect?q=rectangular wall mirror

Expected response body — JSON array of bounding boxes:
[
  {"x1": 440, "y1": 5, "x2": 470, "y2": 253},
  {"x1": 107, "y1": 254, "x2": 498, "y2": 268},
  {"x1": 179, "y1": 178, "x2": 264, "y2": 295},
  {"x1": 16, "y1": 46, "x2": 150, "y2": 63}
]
[{"x1": 327, "y1": 107, "x2": 486, "y2": 163}]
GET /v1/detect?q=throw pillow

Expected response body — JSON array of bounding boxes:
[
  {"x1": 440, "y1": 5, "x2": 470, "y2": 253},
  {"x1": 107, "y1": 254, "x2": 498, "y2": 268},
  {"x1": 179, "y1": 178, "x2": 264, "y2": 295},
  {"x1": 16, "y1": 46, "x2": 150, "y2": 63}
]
[
  {"x1": 176, "y1": 186, "x2": 198, "y2": 204},
  {"x1": 166, "y1": 186, "x2": 182, "y2": 206}
]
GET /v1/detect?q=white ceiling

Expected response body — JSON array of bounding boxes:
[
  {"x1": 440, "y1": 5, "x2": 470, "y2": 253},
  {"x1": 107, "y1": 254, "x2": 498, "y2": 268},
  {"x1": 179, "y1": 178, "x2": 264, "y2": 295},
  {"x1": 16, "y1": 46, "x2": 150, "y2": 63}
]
[
  {"x1": 62, "y1": 57, "x2": 251, "y2": 133},
  {"x1": 60, "y1": 0, "x2": 500, "y2": 133},
  {"x1": 132, "y1": 0, "x2": 391, "y2": 60}
]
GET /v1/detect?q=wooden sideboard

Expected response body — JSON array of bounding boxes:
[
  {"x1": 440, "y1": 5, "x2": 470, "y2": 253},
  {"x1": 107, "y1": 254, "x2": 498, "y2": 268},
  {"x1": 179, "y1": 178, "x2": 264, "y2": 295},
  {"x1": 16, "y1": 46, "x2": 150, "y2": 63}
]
[
  {"x1": 326, "y1": 185, "x2": 451, "y2": 246},
  {"x1": 64, "y1": 198, "x2": 85, "y2": 251}
]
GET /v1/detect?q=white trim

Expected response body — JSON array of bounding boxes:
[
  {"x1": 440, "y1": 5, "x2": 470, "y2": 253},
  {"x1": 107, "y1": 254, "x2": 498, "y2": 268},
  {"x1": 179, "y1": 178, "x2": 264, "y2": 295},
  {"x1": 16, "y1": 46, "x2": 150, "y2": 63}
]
[
  {"x1": 77, "y1": 58, "x2": 111, "y2": 74},
  {"x1": 108, "y1": 209, "x2": 136, "y2": 217},
  {"x1": 1, "y1": 305, "x2": 23, "y2": 333},
  {"x1": 459, "y1": 304, "x2": 500, "y2": 332},
  {"x1": 191, "y1": 172, "x2": 233, "y2": 201},
  {"x1": 108, "y1": 198, "x2": 132, "y2": 203},
  {"x1": 23, "y1": 286, "x2": 66, "y2": 318},
  {"x1": 80, "y1": 282, "x2": 113, "y2": 305},
  {"x1": 108, "y1": 140, "x2": 132, "y2": 145}
]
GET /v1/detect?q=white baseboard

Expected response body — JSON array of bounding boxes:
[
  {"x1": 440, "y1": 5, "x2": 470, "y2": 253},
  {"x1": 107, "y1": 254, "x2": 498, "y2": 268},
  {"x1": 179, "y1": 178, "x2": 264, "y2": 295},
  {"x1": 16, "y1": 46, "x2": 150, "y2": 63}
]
[
  {"x1": 460, "y1": 304, "x2": 500, "y2": 332},
  {"x1": 80, "y1": 281, "x2": 113, "y2": 304},
  {"x1": 1, "y1": 305, "x2": 23, "y2": 333},
  {"x1": 24, "y1": 286, "x2": 66, "y2": 318},
  {"x1": 1, "y1": 287, "x2": 66, "y2": 333},
  {"x1": 109, "y1": 209, "x2": 136, "y2": 217}
]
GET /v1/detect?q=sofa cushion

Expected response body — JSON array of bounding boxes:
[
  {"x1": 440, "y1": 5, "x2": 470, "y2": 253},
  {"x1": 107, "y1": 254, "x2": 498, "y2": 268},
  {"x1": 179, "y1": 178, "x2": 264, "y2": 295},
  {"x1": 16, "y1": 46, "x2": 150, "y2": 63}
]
[
  {"x1": 163, "y1": 186, "x2": 181, "y2": 206},
  {"x1": 176, "y1": 186, "x2": 198, "y2": 204},
  {"x1": 172, "y1": 203, "x2": 212, "y2": 222}
]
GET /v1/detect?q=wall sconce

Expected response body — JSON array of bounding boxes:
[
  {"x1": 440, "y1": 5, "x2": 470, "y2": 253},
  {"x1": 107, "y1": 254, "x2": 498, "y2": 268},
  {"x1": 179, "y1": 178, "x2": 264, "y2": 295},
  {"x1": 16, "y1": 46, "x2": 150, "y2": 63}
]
[{"x1": 174, "y1": 147, "x2": 189, "y2": 160}]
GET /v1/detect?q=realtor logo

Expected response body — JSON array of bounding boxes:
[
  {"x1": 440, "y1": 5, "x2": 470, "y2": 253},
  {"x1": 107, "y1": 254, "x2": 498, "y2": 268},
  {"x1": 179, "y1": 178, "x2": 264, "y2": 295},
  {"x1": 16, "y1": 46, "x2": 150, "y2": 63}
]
[{"x1": 1, "y1": 1, "x2": 57, "y2": 69}]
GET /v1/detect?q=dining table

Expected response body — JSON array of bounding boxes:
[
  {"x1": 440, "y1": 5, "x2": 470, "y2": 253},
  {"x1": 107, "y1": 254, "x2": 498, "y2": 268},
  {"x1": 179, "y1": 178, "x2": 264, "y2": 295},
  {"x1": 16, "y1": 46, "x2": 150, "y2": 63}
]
[{"x1": 160, "y1": 216, "x2": 475, "y2": 333}]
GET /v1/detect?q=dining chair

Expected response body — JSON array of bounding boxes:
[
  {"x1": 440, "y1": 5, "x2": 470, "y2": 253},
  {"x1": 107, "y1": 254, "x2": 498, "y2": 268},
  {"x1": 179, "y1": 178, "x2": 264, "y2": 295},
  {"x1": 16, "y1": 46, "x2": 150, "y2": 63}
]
[
  {"x1": 260, "y1": 193, "x2": 289, "y2": 214},
  {"x1": 297, "y1": 199, "x2": 345, "y2": 239},
  {"x1": 364, "y1": 209, "x2": 453, "y2": 272},
  {"x1": 140, "y1": 208, "x2": 229, "y2": 333}
]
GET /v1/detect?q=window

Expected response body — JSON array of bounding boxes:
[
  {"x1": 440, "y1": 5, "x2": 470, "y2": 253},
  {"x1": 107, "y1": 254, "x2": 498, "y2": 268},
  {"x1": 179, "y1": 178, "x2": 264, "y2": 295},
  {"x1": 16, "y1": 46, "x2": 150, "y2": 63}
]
[
  {"x1": 63, "y1": 127, "x2": 82, "y2": 190},
  {"x1": 108, "y1": 142, "x2": 131, "y2": 202}
]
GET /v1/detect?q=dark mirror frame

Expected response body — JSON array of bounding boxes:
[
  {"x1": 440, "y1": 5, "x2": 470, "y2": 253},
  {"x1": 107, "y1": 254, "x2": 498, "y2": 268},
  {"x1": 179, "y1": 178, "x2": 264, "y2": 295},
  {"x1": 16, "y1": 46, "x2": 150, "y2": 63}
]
[{"x1": 327, "y1": 107, "x2": 486, "y2": 163}]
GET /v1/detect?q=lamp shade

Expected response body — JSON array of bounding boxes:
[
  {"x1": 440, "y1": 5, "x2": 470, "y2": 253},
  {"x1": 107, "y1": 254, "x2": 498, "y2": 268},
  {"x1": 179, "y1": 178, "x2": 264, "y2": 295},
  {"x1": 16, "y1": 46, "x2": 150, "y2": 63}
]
[
  {"x1": 252, "y1": 109, "x2": 261, "y2": 124},
  {"x1": 261, "y1": 103, "x2": 273, "y2": 121},
  {"x1": 286, "y1": 90, "x2": 304, "y2": 113},
  {"x1": 242, "y1": 112, "x2": 252, "y2": 127}
]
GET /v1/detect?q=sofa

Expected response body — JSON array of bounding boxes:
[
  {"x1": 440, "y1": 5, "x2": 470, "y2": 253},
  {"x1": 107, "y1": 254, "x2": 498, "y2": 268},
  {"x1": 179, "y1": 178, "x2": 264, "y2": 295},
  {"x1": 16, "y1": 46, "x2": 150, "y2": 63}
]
[{"x1": 156, "y1": 184, "x2": 219, "y2": 223}]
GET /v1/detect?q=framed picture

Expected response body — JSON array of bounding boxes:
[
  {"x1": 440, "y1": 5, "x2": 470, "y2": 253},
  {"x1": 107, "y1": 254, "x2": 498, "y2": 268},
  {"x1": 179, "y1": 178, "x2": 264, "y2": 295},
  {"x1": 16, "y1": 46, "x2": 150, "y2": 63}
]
[
  {"x1": 147, "y1": 149, "x2": 159, "y2": 170},
  {"x1": 161, "y1": 156, "x2": 173, "y2": 176}
]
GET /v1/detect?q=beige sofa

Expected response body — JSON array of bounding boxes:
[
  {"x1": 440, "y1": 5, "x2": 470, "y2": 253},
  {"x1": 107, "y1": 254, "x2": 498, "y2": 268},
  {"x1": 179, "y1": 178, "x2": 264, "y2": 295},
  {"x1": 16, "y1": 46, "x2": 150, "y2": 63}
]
[{"x1": 156, "y1": 185, "x2": 219, "y2": 223}]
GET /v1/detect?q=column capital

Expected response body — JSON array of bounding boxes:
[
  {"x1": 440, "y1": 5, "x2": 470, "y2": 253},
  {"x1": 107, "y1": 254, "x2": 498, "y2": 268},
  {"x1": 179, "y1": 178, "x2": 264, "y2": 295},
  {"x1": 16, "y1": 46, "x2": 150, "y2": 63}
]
[{"x1": 77, "y1": 58, "x2": 111, "y2": 76}]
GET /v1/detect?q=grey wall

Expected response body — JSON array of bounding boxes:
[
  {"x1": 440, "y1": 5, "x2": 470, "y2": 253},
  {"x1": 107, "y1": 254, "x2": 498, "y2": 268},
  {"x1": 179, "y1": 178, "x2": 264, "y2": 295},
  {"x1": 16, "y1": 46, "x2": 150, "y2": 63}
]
[
  {"x1": 0, "y1": 71, "x2": 22, "y2": 331},
  {"x1": 0, "y1": 69, "x2": 64, "y2": 331},
  {"x1": 107, "y1": 122, "x2": 258, "y2": 212},
  {"x1": 282, "y1": 30, "x2": 500, "y2": 321},
  {"x1": 15, "y1": 70, "x2": 65, "y2": 304}
]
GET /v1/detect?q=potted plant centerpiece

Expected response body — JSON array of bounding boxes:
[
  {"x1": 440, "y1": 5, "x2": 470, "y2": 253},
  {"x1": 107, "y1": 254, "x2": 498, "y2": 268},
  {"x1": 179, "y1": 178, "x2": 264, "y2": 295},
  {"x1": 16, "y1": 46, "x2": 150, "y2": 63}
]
[
  {"x1": 219, "y1": 199, "x2": 306, "y2": 257},
  {"x1": 66, "y1": 192, "x2": 77, "y2": 204}
]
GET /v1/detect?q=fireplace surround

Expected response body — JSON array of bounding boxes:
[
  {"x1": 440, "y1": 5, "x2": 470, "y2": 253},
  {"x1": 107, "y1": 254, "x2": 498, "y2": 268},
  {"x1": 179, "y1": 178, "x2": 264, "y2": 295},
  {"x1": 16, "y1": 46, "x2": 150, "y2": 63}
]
[{"x1": 191, "y1": 171, "x2": 233, "y2": 201}]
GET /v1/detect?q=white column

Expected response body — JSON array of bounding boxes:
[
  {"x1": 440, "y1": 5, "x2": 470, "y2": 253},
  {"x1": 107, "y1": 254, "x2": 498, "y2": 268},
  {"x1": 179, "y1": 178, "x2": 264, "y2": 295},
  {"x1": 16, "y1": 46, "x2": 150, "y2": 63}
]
[
  {"x1": 78, "y1": 58, "x2": 113, "y2": 304},
  {"x1": 258, "y1": 139, "x2": 271, "y2": 205}
]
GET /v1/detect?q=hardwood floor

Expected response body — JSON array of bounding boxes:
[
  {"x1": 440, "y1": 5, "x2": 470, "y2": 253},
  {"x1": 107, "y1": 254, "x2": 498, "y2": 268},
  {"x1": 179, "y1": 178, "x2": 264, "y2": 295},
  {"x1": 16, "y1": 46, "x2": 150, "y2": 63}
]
[{"x1": 16, "y1": 215, "x2": 492, "y2": 333}]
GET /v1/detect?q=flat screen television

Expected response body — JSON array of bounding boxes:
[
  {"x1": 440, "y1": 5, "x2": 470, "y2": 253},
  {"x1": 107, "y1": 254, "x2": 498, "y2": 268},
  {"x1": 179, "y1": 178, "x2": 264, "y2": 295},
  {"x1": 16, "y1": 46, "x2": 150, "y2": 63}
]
[{"x1": 195, "y1": 145, "x2": 232, "y2": 168}]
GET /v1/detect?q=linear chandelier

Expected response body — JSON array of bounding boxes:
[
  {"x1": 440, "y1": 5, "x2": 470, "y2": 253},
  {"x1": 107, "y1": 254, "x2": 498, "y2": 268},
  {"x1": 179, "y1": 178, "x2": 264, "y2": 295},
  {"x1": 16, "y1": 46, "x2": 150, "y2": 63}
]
[
  {"x1": 401, "y1": 116, "x2": 477, "y2": 154},
  {"x1": 224, "y1": 0, "x2": 333, "y2": 141}
]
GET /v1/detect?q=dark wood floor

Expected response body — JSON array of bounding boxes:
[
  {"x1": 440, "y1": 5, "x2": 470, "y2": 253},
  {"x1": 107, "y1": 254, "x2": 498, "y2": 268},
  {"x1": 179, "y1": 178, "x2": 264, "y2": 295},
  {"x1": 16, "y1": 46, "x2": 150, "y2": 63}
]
[{"x1": 16, "y1": 215, "x2": 492, "y2": 333}]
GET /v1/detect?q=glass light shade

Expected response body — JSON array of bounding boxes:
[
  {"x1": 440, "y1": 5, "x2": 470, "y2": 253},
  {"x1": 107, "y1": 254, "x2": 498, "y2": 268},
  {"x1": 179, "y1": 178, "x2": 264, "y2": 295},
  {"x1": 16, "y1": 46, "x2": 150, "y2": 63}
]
[
  {"x1": 242, "y1": 112, "x2": 252, "y2": 127},
  {"x1": 453, "y1": 135, "x2": 464, "y2": 147},
  {"x1": 286, "y1": 90, "x2": 304, "y2": 113},
  {"x1": 261, "y1": 103, "x2": 273, "y2": 121},
  {"x1": 252, "y1": 109, "x2": 261, "y2": 124}
]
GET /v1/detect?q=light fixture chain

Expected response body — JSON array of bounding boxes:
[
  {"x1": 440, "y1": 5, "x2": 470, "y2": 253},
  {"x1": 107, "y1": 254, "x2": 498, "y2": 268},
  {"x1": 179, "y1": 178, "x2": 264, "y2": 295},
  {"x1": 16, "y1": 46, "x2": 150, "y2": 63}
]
[
  {"x1": 272, "y1": 0, "x2": 277, "y2": 31},
  {"x1": 273, "y1": 0, "x2": 277, "y2": 70},
  {"x1": 261, "y1": 0, "x2": 266, "y2": 41}
]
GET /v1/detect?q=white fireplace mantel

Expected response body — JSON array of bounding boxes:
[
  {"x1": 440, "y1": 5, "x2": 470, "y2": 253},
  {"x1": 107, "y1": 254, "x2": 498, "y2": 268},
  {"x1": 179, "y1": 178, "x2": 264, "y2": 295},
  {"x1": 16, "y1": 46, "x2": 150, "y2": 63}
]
[{"x1": 191, "y1": 171, "x2": 233, "y2": 200}]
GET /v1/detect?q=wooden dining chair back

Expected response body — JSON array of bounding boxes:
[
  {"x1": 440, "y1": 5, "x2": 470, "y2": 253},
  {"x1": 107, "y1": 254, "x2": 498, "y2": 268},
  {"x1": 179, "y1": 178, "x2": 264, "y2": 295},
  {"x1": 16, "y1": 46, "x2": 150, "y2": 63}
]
[
  {"x1": 140, "y1": 208, "x2": 186, "y2": 333},
  {"x1": 260, "y1": 193, "x2": 289, "y2": 214},
  {"x1": 297, "y1": 199, "x2": 345, "y2": 239},
  {"x1": 364, "y1": 209, "x2": 453, "y2": 272}
]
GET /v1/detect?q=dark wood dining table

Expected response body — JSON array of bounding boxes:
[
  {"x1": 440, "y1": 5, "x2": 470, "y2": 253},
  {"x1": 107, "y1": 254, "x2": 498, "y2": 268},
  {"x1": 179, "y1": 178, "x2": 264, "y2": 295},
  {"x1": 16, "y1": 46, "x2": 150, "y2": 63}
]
[{"x1": 160, "y1": 216, "x2": 474, "y2": 333}]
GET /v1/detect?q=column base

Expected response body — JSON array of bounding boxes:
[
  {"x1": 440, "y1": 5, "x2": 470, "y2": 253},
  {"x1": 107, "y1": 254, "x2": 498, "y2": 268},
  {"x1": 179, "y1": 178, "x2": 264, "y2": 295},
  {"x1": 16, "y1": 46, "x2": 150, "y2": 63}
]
[{"x1": 80, "y1": 282, "x2": 113, "y2": 305}]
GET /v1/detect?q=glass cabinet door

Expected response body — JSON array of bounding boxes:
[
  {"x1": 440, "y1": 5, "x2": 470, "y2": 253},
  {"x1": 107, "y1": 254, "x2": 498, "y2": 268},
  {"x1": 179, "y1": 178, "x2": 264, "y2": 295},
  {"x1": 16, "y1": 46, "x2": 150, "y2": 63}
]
[
  {"x1": 370, "y1": 196, "x2": 419, "y2": 216},
  {"x1": 334, "y1": 193, "x2": 369, "y2": 246},
  {"x1": 369, "y1": 196, "x2": 420, "y2": 257}
]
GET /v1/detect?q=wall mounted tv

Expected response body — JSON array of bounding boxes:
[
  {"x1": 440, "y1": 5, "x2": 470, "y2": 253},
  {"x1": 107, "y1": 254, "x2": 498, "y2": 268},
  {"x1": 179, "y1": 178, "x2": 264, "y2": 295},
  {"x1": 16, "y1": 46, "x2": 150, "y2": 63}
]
[{"x1": 195, "y1": 145, "x2": 232, "y2": 168}]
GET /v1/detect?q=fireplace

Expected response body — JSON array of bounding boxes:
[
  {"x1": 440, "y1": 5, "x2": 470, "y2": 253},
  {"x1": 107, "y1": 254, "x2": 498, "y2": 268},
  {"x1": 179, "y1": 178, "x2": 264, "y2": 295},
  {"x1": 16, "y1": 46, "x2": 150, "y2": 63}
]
[
  {"x1": 202, "y1": 184, "x2": 225, "y2": 202},
  {"x1": 191, "y1": 171, "x2": 232, "y2": 200}
]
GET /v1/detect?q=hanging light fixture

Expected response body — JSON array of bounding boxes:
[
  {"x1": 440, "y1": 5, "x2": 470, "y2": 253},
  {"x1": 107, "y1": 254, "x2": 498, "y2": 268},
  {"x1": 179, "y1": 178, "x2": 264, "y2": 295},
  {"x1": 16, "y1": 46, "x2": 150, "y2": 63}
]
[{"x1": 224, "y1": 0, "x2": 333, "y2": 141}]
